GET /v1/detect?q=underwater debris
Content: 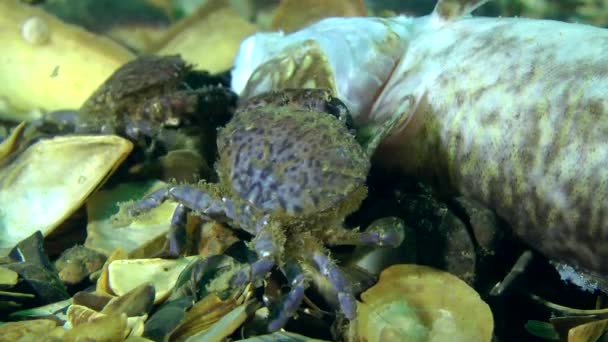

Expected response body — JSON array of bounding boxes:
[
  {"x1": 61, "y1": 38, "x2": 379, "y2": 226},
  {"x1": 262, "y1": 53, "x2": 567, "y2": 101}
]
[{"x1": 85, "y1": 181, "x2": 179, "y2": 257}]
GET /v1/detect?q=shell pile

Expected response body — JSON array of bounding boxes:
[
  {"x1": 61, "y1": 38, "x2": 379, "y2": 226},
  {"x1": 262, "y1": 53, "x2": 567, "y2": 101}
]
[{"x1": 1, "y1": 0, "x2": 607, "y2": 341}]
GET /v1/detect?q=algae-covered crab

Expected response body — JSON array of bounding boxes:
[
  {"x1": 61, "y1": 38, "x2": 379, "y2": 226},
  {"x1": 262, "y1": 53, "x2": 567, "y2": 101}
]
[
  {"x1": 39, "y1": 54, "x2": 236, "y2": 148},
  {"x1": 129, "y1": 88, "x2": 404, "y2": 331}
]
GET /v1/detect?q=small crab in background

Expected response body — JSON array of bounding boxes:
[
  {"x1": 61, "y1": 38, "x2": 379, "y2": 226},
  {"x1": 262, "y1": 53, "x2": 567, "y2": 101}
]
[
  {"x1": 129, "y1": 88, "x2": 405, "y2": 331},
  {"x1": 36, "y1": 54, "x2": 237, "y2": 151}
]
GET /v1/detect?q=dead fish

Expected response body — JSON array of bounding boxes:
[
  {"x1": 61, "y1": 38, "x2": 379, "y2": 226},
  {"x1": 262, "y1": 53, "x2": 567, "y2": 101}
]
[{"x1": 231, "y1": 0, "x2": 608, "y2": 286}]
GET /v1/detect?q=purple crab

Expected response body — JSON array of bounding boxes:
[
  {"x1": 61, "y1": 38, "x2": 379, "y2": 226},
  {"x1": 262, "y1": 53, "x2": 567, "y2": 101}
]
[{"x1": 129, "y1": 88, "x2": 404, "y2": 331}]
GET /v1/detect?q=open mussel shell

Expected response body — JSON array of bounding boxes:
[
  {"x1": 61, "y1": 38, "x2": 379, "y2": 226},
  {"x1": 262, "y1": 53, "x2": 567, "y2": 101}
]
[
  {"x1": 0, "y1": 135, "x2": 133, "y2": 253},
  {"x1": 351, "y1": 264, "x2": 494, "y2": 342}
]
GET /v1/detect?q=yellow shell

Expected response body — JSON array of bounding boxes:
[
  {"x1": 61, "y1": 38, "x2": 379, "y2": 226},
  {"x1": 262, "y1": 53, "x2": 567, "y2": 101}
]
[
  {"x1": 0, "y1": 0, "x2": 134, "y2": 120},
  {"x1": 0, "y1": 135, "x2": 132, "y2": 253},
  {"x1": 354, "y1": 264, "x2": 494, "y2": 342}
]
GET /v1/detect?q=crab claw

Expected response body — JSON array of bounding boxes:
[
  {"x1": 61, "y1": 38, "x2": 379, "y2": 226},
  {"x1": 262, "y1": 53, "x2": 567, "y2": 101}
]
[{"x1": 361, "y1": 217, "x2": 406, "y2": 248}]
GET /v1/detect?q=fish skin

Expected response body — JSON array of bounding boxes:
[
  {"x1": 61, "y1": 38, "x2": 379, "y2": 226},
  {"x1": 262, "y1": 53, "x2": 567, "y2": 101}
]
[
  {"x1": 231, "y1": 2, "x2": 608, "y2": 278},
  {"x1": 374, "y1": 15, "x2": 608, "y2": 278}
]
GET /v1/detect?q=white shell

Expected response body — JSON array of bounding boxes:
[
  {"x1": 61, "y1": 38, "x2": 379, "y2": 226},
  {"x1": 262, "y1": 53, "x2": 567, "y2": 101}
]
[
  {"x1": 231, "y1": 16, "x2": 411, "y2": 124},
  {"x1": 0, "y1": 135, "x2": 132, "y2": 253}
]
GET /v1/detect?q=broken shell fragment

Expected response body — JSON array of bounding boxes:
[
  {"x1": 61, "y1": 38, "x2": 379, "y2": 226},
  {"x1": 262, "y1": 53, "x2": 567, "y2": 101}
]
[
  {"x1": 353, "y1": 264, "x2": 494, "y2": 342},
  {"x1": 0, "y1": 135, "x2": 133, "y2": 253},
  {"x1": 85, "y1": 181, "x2": 178, "y2": 257},
  {"x1": 107, "y1": 257, "x2": 195, "y2": 304}
]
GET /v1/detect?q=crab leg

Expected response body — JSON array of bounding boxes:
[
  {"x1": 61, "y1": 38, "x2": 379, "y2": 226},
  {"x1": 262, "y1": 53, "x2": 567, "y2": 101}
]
[
  {"x1": 129, "y1": 185, "x2": 229, "y2": 219},
  {"x1": 268, "y1": 260, "x2": 307, "y2": 332},
  {"x1": 324, "y1": 217, "x2": 406, "y2": 248},
  {"x1": 310, "y1": 252, "x2": 356, "y2": 320},
  {"x1": 232, "y1": 216, "x2": 278, "y2": 285},
  {"x1": 129, "y1": 186, "x2": 235, "y2": 255},
  {"x1": 167, "y1": 203, "x2": 188, "y2": 255}
]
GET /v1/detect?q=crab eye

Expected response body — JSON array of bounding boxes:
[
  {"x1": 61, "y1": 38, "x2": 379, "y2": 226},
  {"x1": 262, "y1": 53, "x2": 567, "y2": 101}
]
[{"x1": 325, "y1": 97, "x2": 354, "y2": 130}]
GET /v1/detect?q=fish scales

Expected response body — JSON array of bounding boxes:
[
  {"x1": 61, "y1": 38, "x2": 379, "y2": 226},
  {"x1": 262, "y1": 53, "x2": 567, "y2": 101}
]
[{"x1": 231, "y1": 0, "x2": 608, "y2": 279}]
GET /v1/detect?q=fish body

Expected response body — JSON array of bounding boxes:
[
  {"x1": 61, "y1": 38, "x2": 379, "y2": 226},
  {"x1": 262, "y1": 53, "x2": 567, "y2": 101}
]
[{"x1": 231, "y1": 0, "x2": 608, "y2": 279}]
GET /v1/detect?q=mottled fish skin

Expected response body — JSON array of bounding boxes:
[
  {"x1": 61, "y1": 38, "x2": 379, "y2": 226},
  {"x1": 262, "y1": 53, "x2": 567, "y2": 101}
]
[
  {"x1": 231, "y1": 2, "x2": 608, "y2": 278},
  {"x1": 373, "y1": 16, "x2": 608, "y2": 277}
]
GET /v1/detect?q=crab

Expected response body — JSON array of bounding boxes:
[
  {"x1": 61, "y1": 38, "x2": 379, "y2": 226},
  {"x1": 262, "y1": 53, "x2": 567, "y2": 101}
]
[
  {"x1": 37, "y1": 54, "x2": 236, "y2": 150},
  {"x1": 129, "y1": 88, "x2": 405, "y2": 331}
]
